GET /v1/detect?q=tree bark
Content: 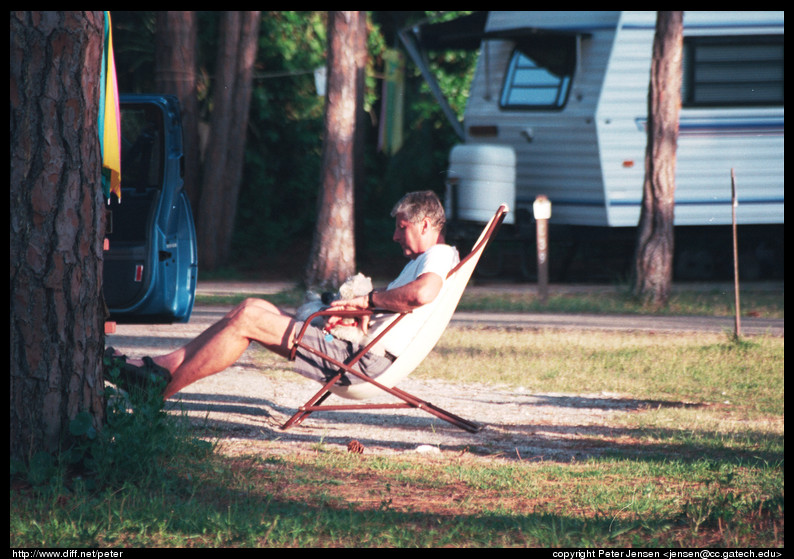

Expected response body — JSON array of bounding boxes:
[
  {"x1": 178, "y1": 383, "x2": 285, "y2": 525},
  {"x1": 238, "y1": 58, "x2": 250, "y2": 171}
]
[
  {"x1": 155, "y1": 11, "x2": 201, "y2": 214},
  {"x1": 219, "y1": 12, "x2": 260, "y2": 258},
  {"x1": 197, "y1": 11, "x2": 261, "y2": 271},
  {"x1": 633, "y1": 11, "x2": 683, "y2": 308},
  {"x1": 305, "y1": 11, "x2": 365, "y2": 291},
  {"x1": 353, "y1": 12, "x2": 369, "y2": 258},
  {"x1": 10, "y1": 11, "x2": 107, "y2": 462}
]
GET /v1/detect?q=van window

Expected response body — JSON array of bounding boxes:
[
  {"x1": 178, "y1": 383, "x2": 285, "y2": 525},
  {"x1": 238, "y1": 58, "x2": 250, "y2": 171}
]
[
  {"x1": 500, "y1": 49, "x2": 573, "y2": 110},
  {"x1": 120, "y1": 104, "x2": 164, "y2": 190},
  {"x1": 682, "y1": 35, "x2": 783, "y2": 107}
]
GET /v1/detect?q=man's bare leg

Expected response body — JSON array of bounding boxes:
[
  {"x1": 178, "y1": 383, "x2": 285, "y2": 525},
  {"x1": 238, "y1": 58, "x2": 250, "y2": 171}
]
[{"x1": 116, "y1": 298, "x2": 296, "y2": 399}]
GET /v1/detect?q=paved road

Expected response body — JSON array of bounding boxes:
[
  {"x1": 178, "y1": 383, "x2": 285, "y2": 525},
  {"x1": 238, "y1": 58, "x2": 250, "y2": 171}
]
[{"x1": 195, "y1": 281, "x2": 783, "y2": 337}]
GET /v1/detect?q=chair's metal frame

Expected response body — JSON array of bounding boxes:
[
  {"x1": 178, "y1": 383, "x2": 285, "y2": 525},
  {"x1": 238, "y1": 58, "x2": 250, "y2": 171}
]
[{"x1": 282, "y1": 205, "x2": 509, "y2": 433}]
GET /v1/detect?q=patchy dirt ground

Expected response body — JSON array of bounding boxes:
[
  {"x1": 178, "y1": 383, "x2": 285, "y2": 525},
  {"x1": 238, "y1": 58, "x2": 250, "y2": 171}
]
[
  {"x1": 107, "y1": 305, "x2": 694, "y2": 464},
  {"x1": 167, "y1": 369, "x2": 678, "y2": 463}
]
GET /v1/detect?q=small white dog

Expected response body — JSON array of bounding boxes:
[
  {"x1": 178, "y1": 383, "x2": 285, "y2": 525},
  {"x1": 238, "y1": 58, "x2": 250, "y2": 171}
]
[{"x1": 295, "y1": 273, "x2": 373, "y2": 345}]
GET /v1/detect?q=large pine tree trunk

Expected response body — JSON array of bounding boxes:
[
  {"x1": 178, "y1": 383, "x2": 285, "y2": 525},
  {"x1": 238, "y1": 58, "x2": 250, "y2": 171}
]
[
  {"x1": 10, "y1": 11, "x2": 107, "y2": 461},
  {"x1": 305, "y1": 11, "x2": 365, "y2": 291},
  {"x1": 633, "y1": 11, "x2": 683, "y2": 307}
]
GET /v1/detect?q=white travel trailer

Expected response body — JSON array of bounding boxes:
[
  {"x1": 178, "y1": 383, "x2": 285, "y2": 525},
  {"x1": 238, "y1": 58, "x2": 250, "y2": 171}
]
[{"x1": 401, "y1": 11, "x2": 784, "y2": 278}]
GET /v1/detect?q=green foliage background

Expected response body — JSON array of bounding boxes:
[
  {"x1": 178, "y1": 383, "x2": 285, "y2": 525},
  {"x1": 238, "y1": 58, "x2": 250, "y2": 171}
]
[{"x1": 112, "y1": 11, "x2": 477, "y2": 275}]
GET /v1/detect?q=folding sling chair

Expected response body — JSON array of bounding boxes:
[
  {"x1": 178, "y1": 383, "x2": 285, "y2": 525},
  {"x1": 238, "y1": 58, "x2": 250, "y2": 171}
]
[{"x1": 282, "y1": 204, "x2": 509, "y2": 433}]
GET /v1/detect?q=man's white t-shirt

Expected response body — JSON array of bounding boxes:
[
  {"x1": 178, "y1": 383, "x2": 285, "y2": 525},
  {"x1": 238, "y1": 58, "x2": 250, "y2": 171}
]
[{"x1": 367, "y1": 243, "x2": 460, "y2": 357}]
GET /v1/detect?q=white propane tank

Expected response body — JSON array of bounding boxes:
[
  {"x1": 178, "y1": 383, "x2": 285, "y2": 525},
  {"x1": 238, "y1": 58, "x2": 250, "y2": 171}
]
[{"x1": 445, "y1": 144, "x2": 515, "y2": 224}]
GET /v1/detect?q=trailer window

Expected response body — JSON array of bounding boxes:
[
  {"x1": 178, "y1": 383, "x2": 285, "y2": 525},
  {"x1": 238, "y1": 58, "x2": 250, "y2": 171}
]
[
  {"x1": 682, "y1": 35, "x2": 783, "y2": 107},
  {"x1": 500, "y1": 50, "x2": 573, "y2": 110}
]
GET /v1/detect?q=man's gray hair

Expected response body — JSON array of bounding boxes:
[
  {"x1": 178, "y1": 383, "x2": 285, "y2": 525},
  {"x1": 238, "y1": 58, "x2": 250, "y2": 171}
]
[{"x1": 390, "y1": 190, "x2": 446, "y2": 231}]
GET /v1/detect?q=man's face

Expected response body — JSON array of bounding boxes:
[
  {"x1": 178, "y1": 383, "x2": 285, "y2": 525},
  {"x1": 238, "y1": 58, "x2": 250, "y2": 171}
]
[{"x1": 392, "y1": 212, "x2": 428, "y2": 260}]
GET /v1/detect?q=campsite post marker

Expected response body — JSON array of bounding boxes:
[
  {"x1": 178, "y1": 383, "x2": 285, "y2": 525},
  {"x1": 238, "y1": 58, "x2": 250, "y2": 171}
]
[
  {"x1": 731, "y1": 169, "x2": 741, "y2": 339},
  {"x1": 533, "y1": 195, "x2": 551, "y2": 303}
]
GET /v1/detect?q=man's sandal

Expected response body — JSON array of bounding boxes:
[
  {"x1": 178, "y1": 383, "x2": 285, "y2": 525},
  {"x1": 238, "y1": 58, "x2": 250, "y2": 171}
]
[{"x1": 103, "y1": 347, "x2": 172, "y2": 393}]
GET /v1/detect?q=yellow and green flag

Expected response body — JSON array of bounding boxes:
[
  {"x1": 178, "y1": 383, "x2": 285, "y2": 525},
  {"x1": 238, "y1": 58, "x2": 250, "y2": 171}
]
[{"x1": 98, "y1": 11, "x2": 121, "y2": 202}]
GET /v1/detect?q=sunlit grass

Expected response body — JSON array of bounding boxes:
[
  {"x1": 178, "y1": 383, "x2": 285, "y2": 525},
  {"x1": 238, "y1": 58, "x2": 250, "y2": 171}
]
[
  {"x1": 457, "y1": 287, "x2": 783, "y2": 318},
  {"x1": 418, "y1": 328, "x2": 783, "y2": 416}
]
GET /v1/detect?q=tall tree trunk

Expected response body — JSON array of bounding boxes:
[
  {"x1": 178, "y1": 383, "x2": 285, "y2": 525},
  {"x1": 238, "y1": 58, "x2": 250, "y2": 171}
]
[
  {"x1": 10, "y1": 11, "x2": 107, "y2": 462},
  {"x1": 155, "y1": 11, "x2": 201, "y2": 214},
  {"x1": 219, "y1": 12, "x2": 260, "y2": 257},
  {"x1": 305, "y1": 11, "x2": 365, "y2": 291},
  {"x1": 353, "y1": 12, "x2": 369, "y2": 259},
  {"x1": 633, "y1": 11, "x2": 683, "y2": 308},
  {"x1": 197, "y1": 11, "x2": 261, "y2": 271}
]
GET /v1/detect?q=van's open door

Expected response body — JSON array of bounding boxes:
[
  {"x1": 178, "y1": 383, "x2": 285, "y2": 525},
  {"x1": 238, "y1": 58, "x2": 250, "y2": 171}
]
[{"x1": 103, "y1": 94, "x2": 198, "y2": 323}]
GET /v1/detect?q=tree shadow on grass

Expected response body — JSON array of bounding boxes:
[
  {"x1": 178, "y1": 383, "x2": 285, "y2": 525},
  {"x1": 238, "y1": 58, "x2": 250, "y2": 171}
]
[{"x1": 153, "y1": 453, "x2": 783, "y2": 548}]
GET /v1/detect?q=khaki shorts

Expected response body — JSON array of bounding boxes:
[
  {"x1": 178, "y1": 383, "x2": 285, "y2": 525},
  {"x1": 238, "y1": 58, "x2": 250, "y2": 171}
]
[{"x1": 292, "y1": 322, "x2": 394, "y2": 386}]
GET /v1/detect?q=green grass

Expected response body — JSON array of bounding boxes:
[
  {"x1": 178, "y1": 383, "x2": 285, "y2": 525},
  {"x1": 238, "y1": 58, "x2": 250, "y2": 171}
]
[
  {"x1": 459, "y1": 287, "x2": 784, "y2": 318},
  {"x1": 10, "y1": 447, "x2": 783, "y2": 547},
  {"x1": 195, "y1": 284, "x2": 784, "y2": 319},
  {"x1": 196, "y1": 286, "x2": 306, "y2": 309}
]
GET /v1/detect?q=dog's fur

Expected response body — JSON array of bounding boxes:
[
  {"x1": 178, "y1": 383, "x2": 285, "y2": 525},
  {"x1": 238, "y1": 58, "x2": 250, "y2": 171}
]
[{"x1": 294, "y1": 273, "x2": 373, "y2": 345}]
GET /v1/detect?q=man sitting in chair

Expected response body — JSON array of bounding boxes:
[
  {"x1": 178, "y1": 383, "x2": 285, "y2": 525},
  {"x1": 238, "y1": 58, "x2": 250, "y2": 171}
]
[{"x1": 105, "y1": 190, "x2": 460, "y2": 398}]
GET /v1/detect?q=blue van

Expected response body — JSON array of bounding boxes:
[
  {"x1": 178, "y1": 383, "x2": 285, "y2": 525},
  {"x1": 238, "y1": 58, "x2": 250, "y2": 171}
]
[{"x1": 103, "y1": 94, "x2": 198, "y2": 323}]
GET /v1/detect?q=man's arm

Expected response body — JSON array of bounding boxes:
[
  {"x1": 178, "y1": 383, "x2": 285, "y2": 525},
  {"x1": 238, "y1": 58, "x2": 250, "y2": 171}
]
[
  {"x1": 372, "y1": 272, "x2": 443, "y2": 313},
  {"x1": 330, "y1": 272, "x2": 443, "y2": 314}
]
